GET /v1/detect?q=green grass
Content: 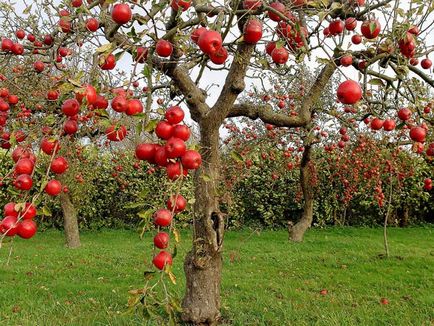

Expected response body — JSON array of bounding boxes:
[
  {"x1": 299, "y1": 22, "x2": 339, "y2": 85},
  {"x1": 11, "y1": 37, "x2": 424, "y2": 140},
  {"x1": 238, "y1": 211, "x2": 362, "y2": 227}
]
[{"x1": 0, "y1": 227, "x2": 433, "y2": 325}]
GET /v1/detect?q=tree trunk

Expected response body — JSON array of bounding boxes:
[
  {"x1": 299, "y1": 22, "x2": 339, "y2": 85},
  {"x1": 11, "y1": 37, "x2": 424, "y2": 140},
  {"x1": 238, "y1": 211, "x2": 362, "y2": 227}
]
[
  {"x1": 290, "y1": 145, "x2": 314, "y2": 242},
  {"x1": 60, "y1": 192, "x2": 81, "y2": 248},
  {"x1": 399, "y1": 206, "x2": 409, "y2": 227},
  {"x1": 181, "y1": 122, "x2": 224, "y2": 325}
]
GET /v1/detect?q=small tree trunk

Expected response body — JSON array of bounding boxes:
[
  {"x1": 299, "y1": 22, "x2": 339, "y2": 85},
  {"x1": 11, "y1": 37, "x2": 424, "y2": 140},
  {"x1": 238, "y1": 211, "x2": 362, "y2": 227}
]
[
  {"x1": 182, "y1": 122, "x2": 224, "y2": 325},
  {"x1": 290, "y1": 145, "x2": 314, "y2": 242},
  {"x1": 399, "y1": 206, "x2": 409, "y2": 227},
  {"x1": 60, "y1": 192, "x2": 80, "y2": 248}
]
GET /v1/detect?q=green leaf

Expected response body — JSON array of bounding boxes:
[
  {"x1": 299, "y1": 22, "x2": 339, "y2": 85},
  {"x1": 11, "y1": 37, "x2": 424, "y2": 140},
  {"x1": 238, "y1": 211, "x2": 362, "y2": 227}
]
[
  {"x1": 41, "y1": 206, "x2": 52, "y2": 217},
  {"x1": 132, "y1": 113, "x2": 147, "y2": 119},
  {"x1": 96, "y1": 43, "x2": 114, "y2": 54},
  {"x1": 22, "y1": 4, "x2": 32, "y2": 14},
  {"x1": 137, "y1": 209, "x2": 153, "y2": 219},
  {"x1": 369, "y1": 22, "x2": 377, "y2": 34},
  {"x1": 143, "y1": 65, "x2": 152, "y2": 78},
  {"x1": 316, "y1": 57, "x2": 331, "y2": 64},
  {"x1": 114, "y1": 51, "x2": 125, "y2": 62},
  {"x1": 201, "y1": 174, "x2": 211, "y2": 182},
  {"x1": 230, "y1": 151, "x2": 243, "y2": 163},
  {"x1": 368, "y1": 78, "x2": 385, "y2": 86},
  {"x1": 124, "y1": 202, "x2": 144, "y2": 209},
  {"x1": 172, "y1": 228, "x2": 180, "y2": 243},
  {"x1": 144, "y1": 119, "x2": 158, "y2": 133}
]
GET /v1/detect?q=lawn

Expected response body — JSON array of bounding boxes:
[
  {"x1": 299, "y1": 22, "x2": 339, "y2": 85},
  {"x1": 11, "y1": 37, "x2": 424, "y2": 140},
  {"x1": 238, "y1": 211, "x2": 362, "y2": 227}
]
[{"x1": 0, "y1": 227, "x2": 433, "y2": 325}]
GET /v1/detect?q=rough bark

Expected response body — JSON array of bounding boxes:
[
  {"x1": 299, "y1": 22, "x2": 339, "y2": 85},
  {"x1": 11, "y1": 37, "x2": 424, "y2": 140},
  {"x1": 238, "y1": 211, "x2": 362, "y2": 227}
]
[
  {"x1": 290, "y1": 145, "x2": 314, "y2": 242},
  {"x1": 60, "y1": 192, "x2": 81, "y2": 248},
  {"x1": 181, "y1": 121, "x2": 224, "y2": 325}
]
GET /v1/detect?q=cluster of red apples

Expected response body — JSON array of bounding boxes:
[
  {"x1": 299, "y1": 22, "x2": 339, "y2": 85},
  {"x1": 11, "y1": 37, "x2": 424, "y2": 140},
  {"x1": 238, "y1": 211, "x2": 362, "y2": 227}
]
[{"x1": 135, "y1": 106, "x2": 202, "y2": 270}]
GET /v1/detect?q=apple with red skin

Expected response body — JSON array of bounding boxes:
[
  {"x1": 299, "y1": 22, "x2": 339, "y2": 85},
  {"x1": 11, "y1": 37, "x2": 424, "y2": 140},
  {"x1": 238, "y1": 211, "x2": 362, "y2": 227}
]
[
  {"x1": 153, "y1": 209, "x2": 173, "y2": 227},
  {"x1": 361, "y1": 19, "x2": 381, "y2": 39},
  {"x1": 1, "y1": 216, "x2": 19, "y2": 236},
  {"x1": 126, "y1": 99, "x2": 143, "y2": 115},
  {"x1": 4, "y1": 202, "x2": 18, "y2": 218},
  {"x1": 166, "y1": 161, "x2": 188, "y2": 180},
  {"x1": 351, "y1": 34, "x2": 362, "y2": 44},
  {"x1": 167, "y1": 194, "x2": 187, "y2": 213},
  {"x1": 8, "y1": 94, "x2": 18, "y2": 104},
  {"x1": 47, "y1": 90, "x2": 59, "y2": 101},
  {"x1": 165, "y1": 137, "x2": 187, "y2": 158},
  {"x1": 171, "y1": 0, "x2": 191, "y2": 11},
  {"x1": 329, "y1": 20, "x2": 344, "y2": 35},
  {"x1": 336, "y1": 80, "x2": 362, "y2": 104},
  {"x1": 268, "y1": 2, "x2": 286, "y2": 22},
  {"x1": 111, "y1": 95, "x2": 128, "y2": 113},
  {"x1": 22, "y1": 203, "x2": 37, "y2": 220},
  {"x1": 172, "y1": 125, "x2": 191, "y2": 141},
  {"x1": 155, "y1": 40, "x2": 173, "y2": 57},
  {"x1": 165, "y1": 106, "x2": 185, "y2": 124},
  {"x1": 45, "y1": 180, "x2": 62, "y2": 196},
  {"x1": 153, "y1": 251, "x2": 173, "y2": 270},
  {"x1": 15, "y1": 158, "x2": 34, "y2": 175},
  {"x1": 14, "y1": 174, "x2": 33, "y2": 191},
  {"x1": 0, "y1": 99, "x2": 10, "y2": 111},
  {"x1": 111, "y1": 3, "x2": 132, "y2": 25},
  {"x1": 11, "y1": 147, "x2": 33, "y2": 162},
  {"x1": 11, "y1": 43, "x2": 24, "y2": 55},
  {"x1": 198, "y1": 30, "x2": 222, "y2": 55},
  {"x1": 398, "y1": 108, "x2": 411, "y2": 121},
  {"x1": 62, "y1": 98, "x2": 80, "y2": 116},
  {"x1": 59, "y1": 18, "x2": 72, "y2": 33},
  {"x1": 155, "y1": 121, "x2": 174, "y2": 139},
  {"x1": 345, "y1": 17, "x2": 357, "y2": 30},
  {"x1": 383, "y1": 119, "x2": 396, "y2": 131},
  {"x1": 243, "y1": 0, "x2": 262, "y2": 9},
  {"x1": 421, "y1": 58, "x2": 432, "y2": 69},
  {"x1": 16, "y1": 29, "x2": 25, "y2": 39},
  {"x1": 51, "y1": 157, "x2": 69, "y2": 174},
  {"x1": 135, "y1": 47, "x2": 148, "y2": 63},
  {"x1": 18, "y1": 220, "x2": 37, "y2": 239},
  {"x1": 155, "y1": 146, "x2": 169, "y2": 166},
  {"x1": 34, "y1": 61, "x2": 45, "y2": 73},
  {"x1": 99, "y1": 53, "x2": 116, "y2": 70},
  {"x1": 320, "y1": 289, "x2": 328, "y2": 295},
  {"x1": 380, "y1": 298, "x2": 389, "y2": 305},
  {"x1": 340, "y1": 55, "x2": 353, "y2": 67},
  {"x1": 409, "y1": 126, "x2": 426, "y2": 142},
  {"x1": 271, "y1": 47, "x2": 289, "y2": 64},
  {"x1": 243, "y1": 19, "x2": 262, "y2": 44},
  {"x1": 135, "y1": 143, "x2": 156, "y2": 161},
  {"x1": 72, "y1": 0, "x2": 82, "y2": 7},
  {"x1": 266, "y1": 42, "x2": 276, "y2": 56},
  {"x1": 371, "y1": 118, "x2": 384, "y2": 130},
  {"x1": 94, "y1": 95, "x2": 108, "y2": 109},
  {"x1": 85, "y1": 18, "x2": 99, "y2": 32},
  {"x1": 75, "y1": 84, "x2": 97, "y2": 105},
  {"x1": 154, "y1": 232, "x2": 170, "y2": 249},
  {"x1": 1, "y1": 38, "x2": 13, "y2": 52},
  {"x1": 209, "y1": 47, "x2": 228, "y2": 65},
  {"x1": 64, "y1": 119, "x2": 78, "y2": 134},
  {"x1": 181, "y1": 150, "x2": 202, "y2": 169},
  {"x1": 191, "y1": 27, "x2": 207, "y2": 44},
  {"x1": 106, "y1": 125, "x2": 127, "y2": 142}
]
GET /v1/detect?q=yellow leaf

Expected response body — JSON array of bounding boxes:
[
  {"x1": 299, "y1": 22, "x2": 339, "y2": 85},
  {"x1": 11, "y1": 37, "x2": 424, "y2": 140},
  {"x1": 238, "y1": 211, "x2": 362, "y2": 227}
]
[{"x1": 173, "y1": 228, "x2": 180, "y2": 243}]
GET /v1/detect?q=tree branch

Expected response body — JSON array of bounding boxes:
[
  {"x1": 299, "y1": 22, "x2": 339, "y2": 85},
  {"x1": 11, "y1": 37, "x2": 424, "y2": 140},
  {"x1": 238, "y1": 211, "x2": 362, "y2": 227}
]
[{"x1": 209, "y1": 43, "x2": 255, "y2": 123}]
